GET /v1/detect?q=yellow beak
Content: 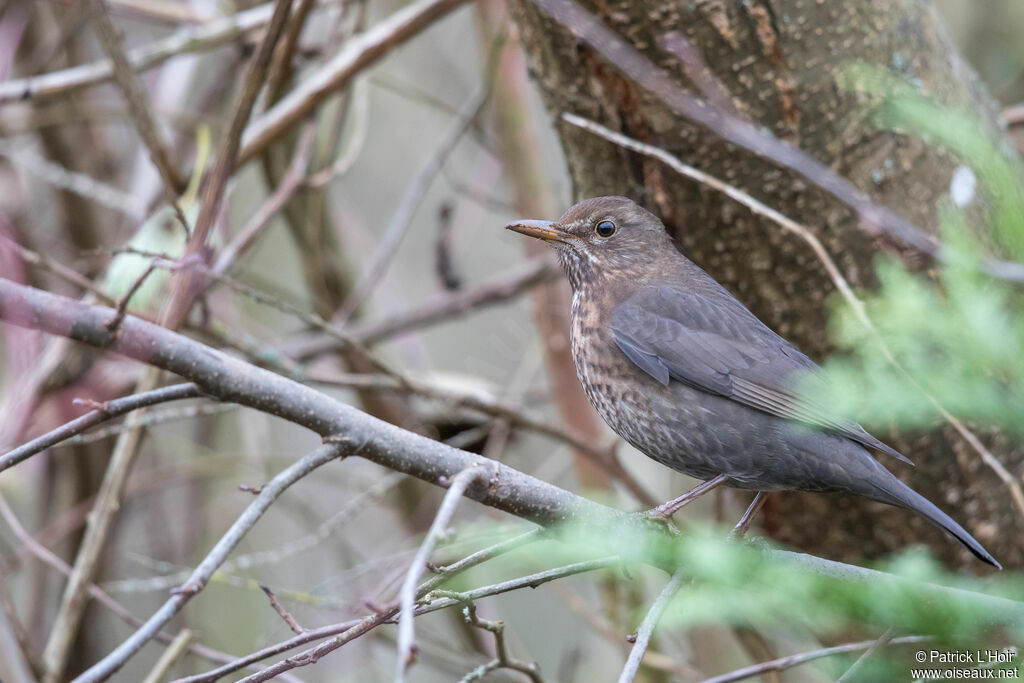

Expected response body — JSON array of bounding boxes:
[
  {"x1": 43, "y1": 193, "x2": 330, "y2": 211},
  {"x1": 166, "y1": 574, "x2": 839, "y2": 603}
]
[{"x1": 504, "y1": 219, "x2": 570, "y2": 243}]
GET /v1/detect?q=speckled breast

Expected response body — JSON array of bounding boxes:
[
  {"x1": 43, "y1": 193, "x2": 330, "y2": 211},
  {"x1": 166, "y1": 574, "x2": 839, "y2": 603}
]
[{"x1": 569, "y1": 292, "x2": 723, "y2": 480}]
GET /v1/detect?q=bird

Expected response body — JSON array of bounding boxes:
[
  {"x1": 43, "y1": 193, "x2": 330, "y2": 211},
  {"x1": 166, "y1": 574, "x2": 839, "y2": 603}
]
[{"x1": 505, "y1": 195, "x2": 999, "y2": 569}]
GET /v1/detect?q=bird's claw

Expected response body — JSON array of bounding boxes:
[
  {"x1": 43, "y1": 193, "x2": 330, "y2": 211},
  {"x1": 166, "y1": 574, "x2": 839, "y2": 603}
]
[{"x1": 637, "y1": 508, "x2": 680, "y2": 535}]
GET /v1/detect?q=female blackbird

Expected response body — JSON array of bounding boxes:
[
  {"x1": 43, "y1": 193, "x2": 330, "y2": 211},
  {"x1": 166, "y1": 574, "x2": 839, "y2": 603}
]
[{"x1": 506, "y1": 195, "x2": 999, "y2": 568}]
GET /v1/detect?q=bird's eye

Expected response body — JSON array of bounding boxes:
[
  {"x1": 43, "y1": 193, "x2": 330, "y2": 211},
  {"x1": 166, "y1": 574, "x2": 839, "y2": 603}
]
[{"x1": 595, "y1": 220, "x2": 616, "y2": 237}]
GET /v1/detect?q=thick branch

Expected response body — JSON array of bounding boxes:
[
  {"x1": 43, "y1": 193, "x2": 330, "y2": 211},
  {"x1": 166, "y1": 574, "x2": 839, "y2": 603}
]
[{"x1": 0, "y1": 277, "x2": 1021, "y2": 676}]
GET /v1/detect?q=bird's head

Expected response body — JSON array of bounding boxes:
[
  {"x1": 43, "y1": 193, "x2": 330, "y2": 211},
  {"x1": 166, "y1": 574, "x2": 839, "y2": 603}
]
[{"x1": 505, "y1": 196, "x2": 676, "y2": 290}]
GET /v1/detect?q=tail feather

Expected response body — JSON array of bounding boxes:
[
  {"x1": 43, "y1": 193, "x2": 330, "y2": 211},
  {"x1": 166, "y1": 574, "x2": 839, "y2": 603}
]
[{"x1": 866, "y1": 475, "x2": 1001, "y2": 570}]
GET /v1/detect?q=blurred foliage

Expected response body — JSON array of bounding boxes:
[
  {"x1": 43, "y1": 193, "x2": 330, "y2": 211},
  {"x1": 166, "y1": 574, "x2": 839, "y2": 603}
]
[
  {"x1": 810, "y1": 65, "x2": 1024, "y2": 436},
  {"x1": 440, "y1": 520, "x2": 1024, "y2": 637}
]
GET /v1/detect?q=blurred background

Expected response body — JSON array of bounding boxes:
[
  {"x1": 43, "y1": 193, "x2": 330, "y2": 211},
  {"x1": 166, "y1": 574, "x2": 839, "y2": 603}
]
[{"x1": 1, "y1": 0, "x2": 1022, "y2": 681}]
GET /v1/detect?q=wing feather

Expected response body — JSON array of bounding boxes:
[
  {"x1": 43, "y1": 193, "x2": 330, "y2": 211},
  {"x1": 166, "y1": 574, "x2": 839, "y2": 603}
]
[{"x1": 610, "y1": 286, "x2": 912, "y2": 465}]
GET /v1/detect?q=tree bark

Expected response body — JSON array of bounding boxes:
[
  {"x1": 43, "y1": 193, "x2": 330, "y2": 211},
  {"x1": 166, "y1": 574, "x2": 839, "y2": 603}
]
[{"x1": 509, "y1": 0, "x2": 1022, "y2": 569}]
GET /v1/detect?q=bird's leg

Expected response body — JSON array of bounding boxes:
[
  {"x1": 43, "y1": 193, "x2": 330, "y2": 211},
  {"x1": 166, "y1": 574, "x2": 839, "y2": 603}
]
[
  {"x1": 644, "y1": 474, "x2": 730, "y2": 522},
  {"x1": 729, "y1": 491, "x2": 768, "y2": 539}
]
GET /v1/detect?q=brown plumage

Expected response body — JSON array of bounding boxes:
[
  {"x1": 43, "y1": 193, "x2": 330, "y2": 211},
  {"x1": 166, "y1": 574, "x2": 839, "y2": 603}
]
[{"x1": 506, "y1": 196, "x2": 999, "y2": 568}]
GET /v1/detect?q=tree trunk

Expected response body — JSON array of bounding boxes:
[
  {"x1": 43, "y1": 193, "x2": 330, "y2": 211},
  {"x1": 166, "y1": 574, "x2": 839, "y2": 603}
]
[{"x1": 509, "y1": 0, "x2": 1022, "y2": 569}]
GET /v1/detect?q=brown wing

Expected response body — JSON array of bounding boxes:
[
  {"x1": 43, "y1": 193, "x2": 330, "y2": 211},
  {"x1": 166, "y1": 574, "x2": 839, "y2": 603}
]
[{"x1": 610, "y1": 286, "x2": 912, "y2": 465}]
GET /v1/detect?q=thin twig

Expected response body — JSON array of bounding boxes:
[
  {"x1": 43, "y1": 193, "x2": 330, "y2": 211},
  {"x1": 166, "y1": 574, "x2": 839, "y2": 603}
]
[
  {"x1": 700, "y1": 635, "x2": 930, "y2": 683},
  {"x1": 291, "y1": 256, "x2": 557, "y2": 355},
  {"x1": 657, "y1": 31, "x2": 742, "y2": 118},
  {"x1": 260, "y1": 586, "x2": 305, "y2": 634},
  {"x1": 335, "y1": 86, "x2": 489, "y2": 323},
  {"x1": 459, "y1": 603, "x2": 544, "y2": 682},
  {"x1": 105, "y1": 259, "x2": 160, "y2": 334},
  {"x1": 536, "y1": 0, "x2": 1024, "y2": 283},
  {"x1": 0, "y1": 383, "x2": 201, "y2": 473},
  {"x1": 302, "y1": 77, "x2": 370, "y2": 187},
  {"x1": 0, "y1": 141, "x2": 147, "y2": 219},
  {"x1": 0, "y1": 593, "x2": 35, "y2": 683},
  {"x1": 395, "y1": 464, "x2": 489, "y2": 682},
  {"x1": 72, "y1": 443, "x2": 344, "y2": 682},
  {"x1": 0, "y1": 2, "x2": 278, "y2": 104},
  {"x1": 0, "y1": 495, "x2": 265, "y2": 675},
  {"x1": 85, "y1": 0, "x2": 187, "y2": 196},
  {"x1": 617, "y1": 569, "x2": 686, "y2": 683},
  {"x1": 49, "y1": 403, "x2": 237, "y2": 449},
  {"x1": 238, "y1": 0, "x2": 471, "y2": 164},
  {"x1": 160, "y1": 0, "x2": 294, "y2": 330},
  {"x1": 42, "y1": 367, "x2": 163, "y2": 683},
  {"x1": 264, "y1": 0, "x2": 318, "y2": 106},
  {"x1": 140, "y1": 629, "x2": 192, "y2": 683},
  {"x1": 834, "y1": 627, "x2": 894, "y2": 683},
  {"x1": 563, "y1": 113, "x2": 1024, "y2": 520},
  {"x1": 2, "y1": 236, "x2": 116, "y2": 303},
  {"x1": 212, "y1": 123, "x2": 318, "y2": 276},
  {"x1": 172, "y1": 529, "x2": 541, "y2": 683},
  {"x1": 189, "y1": 0, "x2": 294, "y2": 250},
  {"x1": 107, "y1": 473, "x2": 406, "y2": 595},
  {"x1": 239, "y1": 557, "x2": 620, "y2": 683}
]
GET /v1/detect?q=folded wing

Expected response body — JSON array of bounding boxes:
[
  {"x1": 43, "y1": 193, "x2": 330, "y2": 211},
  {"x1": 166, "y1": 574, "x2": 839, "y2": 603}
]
[{"x1": 610, "y1": 286, "x2": 911, "y2": 465}]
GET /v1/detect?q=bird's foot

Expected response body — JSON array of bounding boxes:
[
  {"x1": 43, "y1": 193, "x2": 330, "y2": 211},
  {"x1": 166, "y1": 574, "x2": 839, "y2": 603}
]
[
  {"x1": 729, "y1": 491, "x2": 767, "y2": 540},
  {"x1": 636, "y1": 508, "x2": 680, "y2": 535},
  {"x1": 641, "y1": 474, "x2": 731, "y2": 528}
]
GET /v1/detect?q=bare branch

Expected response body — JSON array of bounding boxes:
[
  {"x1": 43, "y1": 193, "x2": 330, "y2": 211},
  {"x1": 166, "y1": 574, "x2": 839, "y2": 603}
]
[
  {"x1": 85, "y1": 0, "x2": 187, "y2": 195},
  {"x1": 238, "y1": 0, "x2": 471, "y2": 164},
  {"x1": 0, "y1": 383, "x2": 201, "y2": 473},
  {"x1": 74, "y1": 443, "x2": 344, "y2": 682},
  {"x1": 212, "y1": 123, "x2": 318, "y2": 276},
  {"x1": 0, "y1": 494, "x2": 268, "y2": 676},
  {"x1": 46, "y1": 403, "x2": 237, "y2": 448},
  {"x1": 240, "y1": 557, "x2": 620, "y2": 682},
  {"x1": 701, "y1": 635, "x2": 930, "y2": 683},
  {"x1": 2, "y1": 236, "x2": 116, "y2": 303},
  {"x1": 260, "y1": 586, "x2": 305, "y2": 635},
  {"x1": 290, "y1": 256, "x2": 558, "y2": 355},
  {"x1": 160, "y1": 0, "x2": 294, "y2": 329},
  {"x1": 42, "y1": 368, "x2": 161, "y2": 683},
  {"x1": 0, "y1": 3, "x2": 277, "y2": 104},
  {"x1": 335, "y1": 86, "x2": 489, "y2": 324},
  {"x1": 459, "y1": 603, "x2": 544, "y2": 683},
  {"x1": 396, "y1": 464, "x2": 489, "y2": 681},
  {"x1": 835, "y1": 627, "x2": 895, "y2": 683},
  {"x1": 188, "y1": 0, "x2": 294, "y2": 250},
  {"x1": 617, "y1": 570, "x2": 686, "y2": 683},
  {"x1": 140, "y1": 629, "x2": 192, "y2": 683},
  {"x1": 172, "y1": 529, "x2": 541, "y2": 683}
]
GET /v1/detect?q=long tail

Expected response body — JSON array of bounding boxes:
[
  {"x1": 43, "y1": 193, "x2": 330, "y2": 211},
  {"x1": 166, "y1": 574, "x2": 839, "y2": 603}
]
[{"x1": 863, "y1": 473, "x2": 1001, "y2": 569}]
